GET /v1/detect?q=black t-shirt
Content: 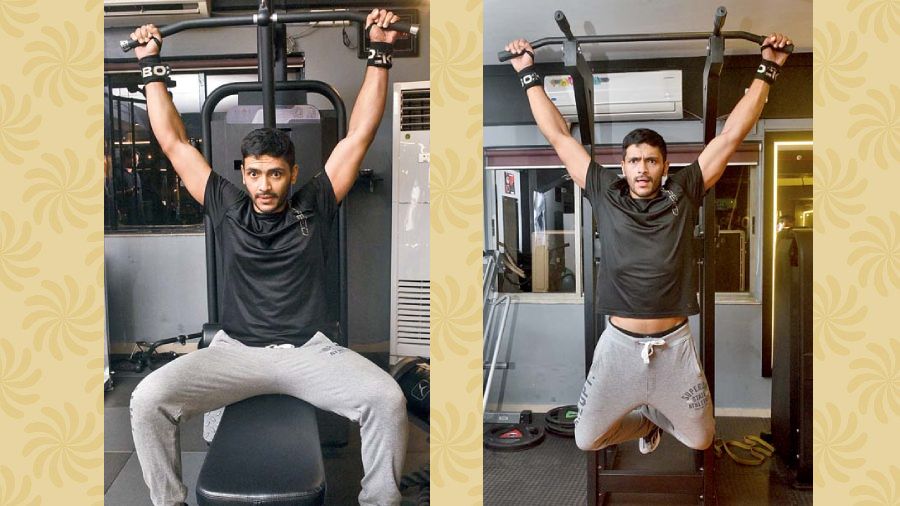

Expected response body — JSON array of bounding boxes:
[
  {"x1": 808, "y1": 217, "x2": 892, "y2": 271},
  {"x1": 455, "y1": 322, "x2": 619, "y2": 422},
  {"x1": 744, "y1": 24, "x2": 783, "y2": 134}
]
[
  {"x1": 583, "y1": 159, "x2": 705, "y2": 318},
  {"x1": 204, "y1": 171, "x2": 338, "y2": 346}
]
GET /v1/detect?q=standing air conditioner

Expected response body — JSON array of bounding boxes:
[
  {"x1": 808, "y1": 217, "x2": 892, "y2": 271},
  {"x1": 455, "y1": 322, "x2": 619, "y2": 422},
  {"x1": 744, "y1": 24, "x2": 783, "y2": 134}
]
[{"x1": 390, "y1": 81, "x2": 430, "y2": 361}]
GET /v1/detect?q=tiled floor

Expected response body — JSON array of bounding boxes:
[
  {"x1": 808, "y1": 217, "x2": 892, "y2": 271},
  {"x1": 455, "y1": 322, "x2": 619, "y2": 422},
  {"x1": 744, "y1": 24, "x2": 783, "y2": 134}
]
[{"x1": 105, "y1": 354, "x2": 429, "y2": 506}]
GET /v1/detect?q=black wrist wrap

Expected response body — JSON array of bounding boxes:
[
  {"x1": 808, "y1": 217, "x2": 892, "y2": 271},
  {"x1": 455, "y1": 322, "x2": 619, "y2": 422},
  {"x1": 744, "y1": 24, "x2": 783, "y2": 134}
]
[
  {"x1": 367, "y1": 42, "x2": 394, "y2": 69},
  {"x1": 517, "y1": 66, "x2": 542, "y2": 91},
  {"x1": 139, "y1": 55, "x2": 172, "y2": 86},
  {"x1": 754, "y1": 59, "x2": 781, "y2": 84}
]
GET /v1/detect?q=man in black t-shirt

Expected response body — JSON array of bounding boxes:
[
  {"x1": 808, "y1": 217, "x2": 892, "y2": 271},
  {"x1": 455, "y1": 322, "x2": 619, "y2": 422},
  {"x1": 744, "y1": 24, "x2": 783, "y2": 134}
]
[
  {"x1": 128, "y1": 11, "x2": 408, "y2": 506},
  {"x1": 504, "y1": 33, "x2": 791, "y2": 454}
]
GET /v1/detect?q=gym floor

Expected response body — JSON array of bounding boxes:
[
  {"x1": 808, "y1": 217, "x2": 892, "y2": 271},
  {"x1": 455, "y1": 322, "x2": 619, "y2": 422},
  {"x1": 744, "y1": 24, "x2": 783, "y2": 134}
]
[
  {"x1": 104, "y1": 352, "x2": 430, "y2": 506},
  {"x1": 484, "y1": 416, "x2": 813, "y2": 505}
]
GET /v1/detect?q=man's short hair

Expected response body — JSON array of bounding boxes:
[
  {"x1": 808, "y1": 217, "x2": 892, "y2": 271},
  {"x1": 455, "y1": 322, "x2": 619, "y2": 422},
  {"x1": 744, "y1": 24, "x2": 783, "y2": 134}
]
[
  {"x1": 621, "y1": 128, "x2": 668, "y2": 161},
  {"x1": 240, "y1": 127, "x2": 295, "y2": 167}
]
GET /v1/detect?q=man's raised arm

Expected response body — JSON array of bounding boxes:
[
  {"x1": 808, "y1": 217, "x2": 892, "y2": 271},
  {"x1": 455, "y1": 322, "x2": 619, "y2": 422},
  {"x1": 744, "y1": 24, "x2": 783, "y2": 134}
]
[
  {"x1": 698, "y1": 33, "x2": 792, "y2": 190},
  {"x1": 324, "y1": 9, "x2": 400, "y2": 203},
  {"x1": 130, "y1": 24, "x2": 211, "y2": 205},
  {"x1": 505, "y1": 39, "x2": 591, "y2": 189}
]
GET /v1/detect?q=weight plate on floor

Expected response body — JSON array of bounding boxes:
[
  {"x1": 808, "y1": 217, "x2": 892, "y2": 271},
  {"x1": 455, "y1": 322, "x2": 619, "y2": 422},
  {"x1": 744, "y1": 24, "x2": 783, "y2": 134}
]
[
  {"x1": 545, "y1": 405, "x2": 578, "y2": 428},
  {"x1": 391, "y1": 357, "x2": 430, "y2": 424},
  {"x1": 544, "y1": 420, "x2": 575, "y2": 437},
  {"x1": 544, "y1": 405, "x2": 577, "y2": 437},
  {"x1": 484, "y1": 423, "x2": 545, "y2": 451}
]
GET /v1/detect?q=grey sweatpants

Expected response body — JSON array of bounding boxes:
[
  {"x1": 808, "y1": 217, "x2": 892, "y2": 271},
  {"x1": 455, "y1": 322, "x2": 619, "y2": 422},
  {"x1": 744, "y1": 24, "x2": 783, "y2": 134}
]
[
  {"x1": 574, "y1": 321, "x2": 715, "y2": 451},
  {"x1": 129, "y1": 330, "x2": 408, "y2": 506}
]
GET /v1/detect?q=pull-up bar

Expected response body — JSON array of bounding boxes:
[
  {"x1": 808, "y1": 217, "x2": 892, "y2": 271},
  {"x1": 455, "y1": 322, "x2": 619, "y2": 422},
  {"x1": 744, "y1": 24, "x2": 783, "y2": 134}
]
[
  {"x1": 497, "y1": 8, "x2": 792, "y2": 62},
  {"x1": 119, "y1": 10, "x2": 418, "y2": 53}
]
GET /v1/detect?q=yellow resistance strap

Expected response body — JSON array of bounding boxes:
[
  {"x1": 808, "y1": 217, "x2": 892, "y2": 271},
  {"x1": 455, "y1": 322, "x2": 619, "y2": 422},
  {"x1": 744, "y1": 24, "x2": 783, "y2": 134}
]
[{"x1": 713, "y1": 435, "x2": 775, "y2": 466}]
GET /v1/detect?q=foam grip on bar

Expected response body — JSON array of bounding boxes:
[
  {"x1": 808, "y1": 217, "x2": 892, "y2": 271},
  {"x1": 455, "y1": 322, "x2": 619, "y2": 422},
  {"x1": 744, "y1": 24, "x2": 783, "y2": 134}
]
[
  {"x1": 712, "y1": 6, "x2": 727, "y2": 35},
  {"x1": 120, "y1": 38, "x2": 140, "y2": 52},
  {"x1": 120, "y1": 24, "x2": 175, "y2": 52},
  {"x1": 555, "y1": 10, "x2": 574, "y2": 40},
  {"x1": 347, "y1": 11, "x2": 418, "y2": 35},
  {"x1": 498, "y1": 49, "x2": 534, "y2": 63},
  {"x1": 376, "y1": 20, "x2": 418, "y2": 35},
  {"x1": 761, "y1": 43, "x2": 795, "y2": 54},
  {"x1": 401, "y1": 22, "x2": 419, "y2": 35}
]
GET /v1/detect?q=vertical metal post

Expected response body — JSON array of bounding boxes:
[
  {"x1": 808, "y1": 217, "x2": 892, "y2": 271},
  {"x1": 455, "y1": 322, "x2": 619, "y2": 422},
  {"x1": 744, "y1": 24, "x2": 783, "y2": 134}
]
[
  {"x1": 583, "y1": 195, "x2": 600, "y2": 506},
  {"x1": 699, "y1": 5, "x2": 727, "y2": 504},
  {"x1": 205, "y1": 216, "x2": 218, "y2": 322},
  {"x1": 257, "y1": 0, "x2": 275, "y2": 128},
  {"x1": 274, "y1": 22, "x2": 288, "y2": 82},
  {"x1": 338, "y1": 192, "x2": 348, "y2": 346},
  {"x1": 582, "y1": 197, "x2": 598, "y2": 384},
  {"x1": 563, "y1": 7, "x2": 599, "y2": 503},
  {"x1": 557, "y1": 11, "x2": 595, "y2": 150}
]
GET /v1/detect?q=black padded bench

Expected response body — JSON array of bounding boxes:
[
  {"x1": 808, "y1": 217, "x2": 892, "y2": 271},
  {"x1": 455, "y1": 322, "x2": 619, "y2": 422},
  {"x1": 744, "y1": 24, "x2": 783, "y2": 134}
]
[
  {"x1": 196, "y1": 395, "x2": 326, "y2": 506},
  {"x1": 195, "y1": 326, "x2": 326, "y2": 506}
]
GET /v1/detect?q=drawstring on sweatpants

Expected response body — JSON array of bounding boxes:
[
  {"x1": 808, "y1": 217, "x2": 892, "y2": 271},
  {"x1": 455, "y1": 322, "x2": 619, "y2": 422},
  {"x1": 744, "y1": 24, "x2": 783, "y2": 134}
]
[{"x1": 640, "y1": 339, "x2": 667, "y2": 364}]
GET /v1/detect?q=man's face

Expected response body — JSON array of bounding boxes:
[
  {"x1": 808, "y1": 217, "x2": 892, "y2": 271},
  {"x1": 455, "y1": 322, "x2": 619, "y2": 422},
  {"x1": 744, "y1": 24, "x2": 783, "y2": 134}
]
[
  {"x1": 241, "y1": 155, "x2": 298, "y2": 214},
  {"x1": 621, "y1": 143, "x2": 669, "y2": 199}
]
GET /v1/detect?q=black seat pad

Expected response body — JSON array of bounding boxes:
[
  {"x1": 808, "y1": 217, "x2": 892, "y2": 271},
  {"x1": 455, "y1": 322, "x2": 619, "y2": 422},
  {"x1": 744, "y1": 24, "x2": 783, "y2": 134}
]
[{"x1": 196, "y1": 395, "x2": 326, "y2": 506}]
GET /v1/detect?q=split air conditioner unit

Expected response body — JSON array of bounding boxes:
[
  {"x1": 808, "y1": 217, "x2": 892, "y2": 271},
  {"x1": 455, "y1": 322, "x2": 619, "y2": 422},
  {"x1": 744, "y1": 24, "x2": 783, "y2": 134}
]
[
  {"x1": 104, "y1": 0, "x2": 211, "y2": 27},
  {"x1": 544, "y1": 70, "x2": 683, "y2": 122}
]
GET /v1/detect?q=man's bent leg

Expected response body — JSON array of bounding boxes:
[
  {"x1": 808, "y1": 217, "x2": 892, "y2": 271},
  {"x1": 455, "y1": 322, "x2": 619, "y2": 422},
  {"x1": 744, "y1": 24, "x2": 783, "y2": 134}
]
[
  {"x1": 574, "y1": 327, "x2": 654, "y2": 451},
  {"x1": 276, "y1": 333, "x2": 408, "y2": 506},
  {"x1": 129, "y1": 332, "x2": 281, "y2": 506},
  {"x1": 646, "y1": 332, "x2": 716, "y2": 451}
]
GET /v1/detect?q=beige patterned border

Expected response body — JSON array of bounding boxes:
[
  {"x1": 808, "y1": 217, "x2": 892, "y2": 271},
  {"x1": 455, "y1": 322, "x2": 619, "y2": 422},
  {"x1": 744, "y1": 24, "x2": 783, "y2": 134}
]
[
  {"x1": 815, "y1": 2, "x2": 900, "y2": 505},
  {"x1": 1, "y1": 0, "x2": 897, "y2": 504},
  {"x1": 430, "y1": 0, "x2": 484, "y2": 503},
  {"x1": 0, "y1": 0, "x2": 105, "y2": 505}
]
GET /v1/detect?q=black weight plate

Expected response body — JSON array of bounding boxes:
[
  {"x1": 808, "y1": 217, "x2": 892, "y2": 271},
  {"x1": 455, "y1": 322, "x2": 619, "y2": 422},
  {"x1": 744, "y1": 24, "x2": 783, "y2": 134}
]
[
  {"x1": 484, "y1": 423, "x2": 545, "y2": 451},
  {"x1": 545, "y1": 405, "x2": 578, "y2": 429},
  {"x1": 391, "y1": 357, "x2": 430, "y2": 424},
  {"x1": 544, "y1": 419, "x2": 575, "y2": 438}
]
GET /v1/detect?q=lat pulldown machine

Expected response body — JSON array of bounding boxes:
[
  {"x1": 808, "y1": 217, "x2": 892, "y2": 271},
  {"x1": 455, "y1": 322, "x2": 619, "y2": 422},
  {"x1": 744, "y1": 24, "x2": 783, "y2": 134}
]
[
  {"x1": 121, "y1": 3, "x2": 417, "y2": 504},
  {"x1": 498, "y1": 7, "x2": 791, "y2": 505}
]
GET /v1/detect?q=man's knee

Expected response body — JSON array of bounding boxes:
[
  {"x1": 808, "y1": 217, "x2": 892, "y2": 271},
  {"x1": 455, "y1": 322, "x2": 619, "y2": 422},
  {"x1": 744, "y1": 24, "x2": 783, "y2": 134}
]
[
  {"x1": 129, "y1": 371, "x2": 176, "y2": 423},
  {"x1": 382, "y1": 380, "x2": 407, "y2": 415},
  {"x1": 129, "y1": 385, "x2": 157, "y2": 426},
  {"x1": 682, "y1": 427, "x2": 715, "y2": 451},
  {"x1": 362, "y1": 374, "x2": 406, "y2": 417},
  {"x1": 574, "y1": 425, "x2": 613, "y2": 451},
  {"x1": 678, "y1": 416, "x2": 715, "y2": 450}
]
